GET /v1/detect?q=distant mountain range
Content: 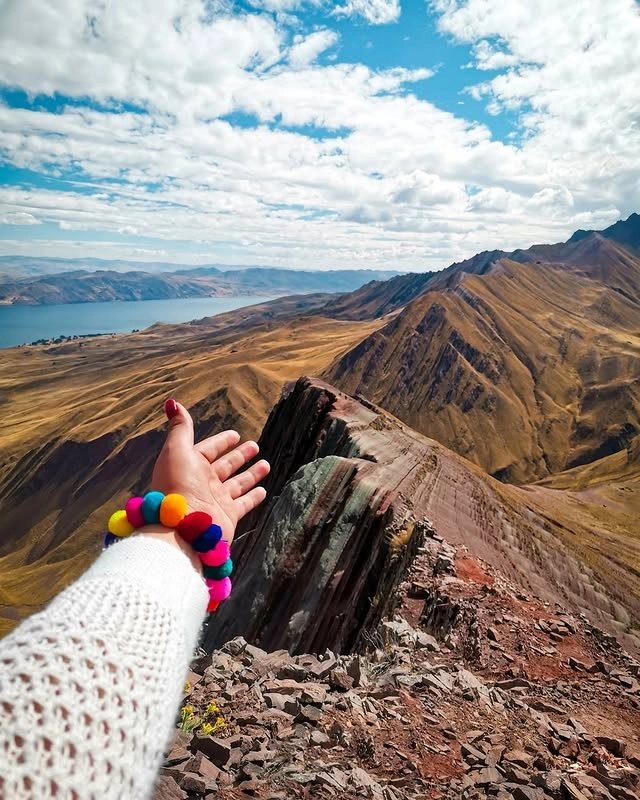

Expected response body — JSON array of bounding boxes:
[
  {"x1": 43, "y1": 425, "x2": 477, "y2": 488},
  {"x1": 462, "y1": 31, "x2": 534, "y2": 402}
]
[
  {"x1": 0, "y1": 264, "x2": 401, "y2": 305},
  {"x1": 0, "y1": 256, "x2": 307, "y2": 278}
]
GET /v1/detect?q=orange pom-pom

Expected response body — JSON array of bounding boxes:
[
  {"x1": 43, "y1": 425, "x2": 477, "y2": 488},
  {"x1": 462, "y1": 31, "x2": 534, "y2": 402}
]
[
  {"x1": 160, "y1": 493, "x2": 188, "y2": 528},
  {"x1": 207, "y1": 599, "x2": 220, "y2": 613}
]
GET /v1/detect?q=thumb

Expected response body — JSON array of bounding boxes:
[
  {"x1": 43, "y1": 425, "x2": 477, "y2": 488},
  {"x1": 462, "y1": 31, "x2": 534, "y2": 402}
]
[{"x1": 163, "y1": 398, "x2": 194, "y2": 450}]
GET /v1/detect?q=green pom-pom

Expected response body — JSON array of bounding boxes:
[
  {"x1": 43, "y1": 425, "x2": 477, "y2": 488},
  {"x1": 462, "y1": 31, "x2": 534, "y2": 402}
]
[{"x1": 203, "y1": 559, "x2": 233, "y2": 581}]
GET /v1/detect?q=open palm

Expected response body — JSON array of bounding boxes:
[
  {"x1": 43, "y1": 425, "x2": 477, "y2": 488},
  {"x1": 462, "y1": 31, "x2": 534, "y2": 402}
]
[{"x1": 151, "y1": 399, "x2": 270, "y2": 544}]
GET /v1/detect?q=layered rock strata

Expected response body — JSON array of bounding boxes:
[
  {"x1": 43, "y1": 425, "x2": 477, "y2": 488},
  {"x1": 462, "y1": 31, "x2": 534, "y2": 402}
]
[
  {"x1": 203, "y1": 378, "x2": 639, "y2": 657},
  {"x1": 204, "y1": 377, "x2": 426, "y2": 655}
]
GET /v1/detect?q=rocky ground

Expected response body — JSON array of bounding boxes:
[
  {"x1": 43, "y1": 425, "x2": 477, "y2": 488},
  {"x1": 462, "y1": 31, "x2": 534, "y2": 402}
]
[{"x1": 153, "y1": 529, "x2": 640, "y2": 800}]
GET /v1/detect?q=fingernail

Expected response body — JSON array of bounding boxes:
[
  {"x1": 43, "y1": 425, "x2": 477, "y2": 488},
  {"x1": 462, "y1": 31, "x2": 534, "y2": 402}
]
[{"x1": 164, "y1": 398, "x2": 178, "y2": 419}]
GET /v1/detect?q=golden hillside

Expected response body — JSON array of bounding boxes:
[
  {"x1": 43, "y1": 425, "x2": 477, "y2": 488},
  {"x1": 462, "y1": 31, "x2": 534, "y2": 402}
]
[
  {"x1": 0, "y1": 311, "x2": 384, "y2": 636},
  {"x1": 325, "y1": 256, "x2": 640, "y2": 483}
]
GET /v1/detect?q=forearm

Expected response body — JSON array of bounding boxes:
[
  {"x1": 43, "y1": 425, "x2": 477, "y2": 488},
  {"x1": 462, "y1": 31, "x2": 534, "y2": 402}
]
[{"x1": 0, "y1": 536, "x2": 208, "y2": 800}]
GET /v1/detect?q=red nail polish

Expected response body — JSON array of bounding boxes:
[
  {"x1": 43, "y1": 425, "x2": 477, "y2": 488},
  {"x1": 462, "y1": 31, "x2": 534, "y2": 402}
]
[{"x1": 165, "y1": 398, "x2": 178, "y2": 419}]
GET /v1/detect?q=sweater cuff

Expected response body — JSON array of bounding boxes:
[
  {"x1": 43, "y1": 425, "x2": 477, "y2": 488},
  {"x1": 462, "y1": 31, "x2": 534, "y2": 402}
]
[{"x1": 83, "y1": 536, "x2": 209, "y2": 646}]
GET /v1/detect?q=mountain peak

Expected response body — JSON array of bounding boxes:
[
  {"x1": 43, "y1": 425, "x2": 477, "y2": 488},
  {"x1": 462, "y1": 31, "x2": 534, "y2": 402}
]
[{"x1": 568, "y1": 212, "x2": 640, "y2": 250}]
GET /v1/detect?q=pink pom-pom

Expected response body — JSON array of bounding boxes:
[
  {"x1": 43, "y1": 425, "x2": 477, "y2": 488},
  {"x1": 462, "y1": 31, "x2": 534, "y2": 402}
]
[
  {"x1": 206, "y1": 577, "x2": 232, "y2": 602},
  {"x1": 200, "y1": 540, "x2": 231, "y2": 567},
  {"x1": 125, "y1": 496, "x2": 145, "y2": 528}
]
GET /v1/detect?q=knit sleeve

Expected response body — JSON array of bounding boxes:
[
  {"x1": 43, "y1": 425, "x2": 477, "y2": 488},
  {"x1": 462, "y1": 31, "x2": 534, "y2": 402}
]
[{"x1": 0, "y1": 536, "x2": 209, "y2": 800}]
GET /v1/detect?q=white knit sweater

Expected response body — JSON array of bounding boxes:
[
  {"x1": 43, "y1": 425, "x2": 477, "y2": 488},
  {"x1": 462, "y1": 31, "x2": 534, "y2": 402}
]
[{"x1": 0, "y1": 537, "x2": 209, "y2": 800}]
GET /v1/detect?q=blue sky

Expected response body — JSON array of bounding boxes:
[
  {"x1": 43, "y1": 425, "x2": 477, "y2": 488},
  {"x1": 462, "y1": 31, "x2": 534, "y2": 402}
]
[{"x1": 0, "y1": 0, "x2": 638, "y2": 271}]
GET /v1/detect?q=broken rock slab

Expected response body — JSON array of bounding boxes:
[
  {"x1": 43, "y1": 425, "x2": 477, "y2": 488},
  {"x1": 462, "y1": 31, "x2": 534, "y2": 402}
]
[
  {"x1": 595, "y1": 736, "x2": 627, "y2": 758},
  {"x1": 152, "y1": 776, "x2": 186, "y2": 800},
  {"x1": 192, "y1": 735, "x2": 233, "y2": 767},
  {"x1": 382, "y1": 618, "x2": 440, "y2": 652}
]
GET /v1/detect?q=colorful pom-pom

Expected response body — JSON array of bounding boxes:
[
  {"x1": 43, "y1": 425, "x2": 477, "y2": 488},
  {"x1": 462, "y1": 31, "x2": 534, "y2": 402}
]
[
  {"x1": 177, "y1": 511, "x2": 213, "y2": 543},
  {"x1": 192, "y1": 524, "x2": 223, "y2": 552},
  {"x1": 200, "y1": 539, "x2": 231, "y2": 567},
  {"x1": 106, "y1": 492, "x2": 232, "y2": 607},
  {"x1": 203, "y1": 559, "x2": 233, "y2": 581},
  {"x1": 125, "y1": 496, "x2": 145, "y2": 528},
  {"x1": 160, "y1": 493, "x2": 188, "y2": 528},
  {"x1": 207, "y1": 577, "x2": 232, "y2": 602},
  {"x1": 108, "y1": 509, "x2": 135, "y2": 537},
  {"x1": 141, "y1": 491, "x2": 165, "y2": 525}
]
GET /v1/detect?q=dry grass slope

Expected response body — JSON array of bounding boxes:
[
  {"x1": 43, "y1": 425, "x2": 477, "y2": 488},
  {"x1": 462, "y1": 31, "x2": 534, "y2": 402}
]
[
  {"x1": 325, "y1": 258, "x2": 640, "y2": 484},
  {"x1": 0, "y1": 313, "x2": 384, "y2": 636}
]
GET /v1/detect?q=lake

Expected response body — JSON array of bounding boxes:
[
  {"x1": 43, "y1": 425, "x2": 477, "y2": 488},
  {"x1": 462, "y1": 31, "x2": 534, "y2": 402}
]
[{"x1": 0, "y1": 296, "x2": 271, "y2": 349}]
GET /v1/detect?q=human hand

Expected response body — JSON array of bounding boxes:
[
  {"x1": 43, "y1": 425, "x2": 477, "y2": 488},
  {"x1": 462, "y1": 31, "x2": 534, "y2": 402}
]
[{"x1": 150, "y1": 398, "x2": 270, "y2": 547}]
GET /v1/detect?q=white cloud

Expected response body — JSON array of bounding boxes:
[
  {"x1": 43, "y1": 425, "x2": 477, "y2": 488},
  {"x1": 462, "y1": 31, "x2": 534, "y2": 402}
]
[
  {"x1": 434, "y1": 1, "x2": 640, "y2": 161},
  {"x1": 0, "y1": 211, "x2": 41, "y2": 225},
  {"x1": 0, "y1": 0, "x2": 637, "y2": 272},
  {"x1": 0, "y1": 1, "x2": 284, "y2": 105},
  {"x1": 333, "y1": 0, "x2": 401, "y2": 25},
  {"x1": 472, "y1": 40, "x2": 519, "y2": 71},
  {"x1": 289, "y1": 29, "x2": 338, "y2": 69},
  {"x1": 247, "y1": 0, "x2": 302, "y2": 10}
]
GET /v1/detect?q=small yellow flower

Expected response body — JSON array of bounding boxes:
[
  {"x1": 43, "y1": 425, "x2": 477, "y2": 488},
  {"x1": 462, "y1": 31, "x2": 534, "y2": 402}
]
[
  {"x1": 205, "y1": 702, "x2": 220, "y2": 716},
  {"x1": 199, "y1": 722, "x2": 215, "y2": 735},
  {"x1": 183, "y1": 681, "x2": 192, "y2": 694},
  {"x1": 178, "y1": 704, "x2": 201, "y2": 732}
]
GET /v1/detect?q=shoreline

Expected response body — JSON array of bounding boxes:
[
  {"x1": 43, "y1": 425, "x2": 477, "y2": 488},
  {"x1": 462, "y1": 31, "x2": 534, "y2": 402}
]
[{"x1": 0, "y1": 295, "x2": 272, "y2": 350}]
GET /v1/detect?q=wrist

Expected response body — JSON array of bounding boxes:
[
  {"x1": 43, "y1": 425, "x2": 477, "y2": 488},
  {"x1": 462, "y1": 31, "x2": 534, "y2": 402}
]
[{"x1": 105, "y1": 491, "x2": 233, "y2": 612}]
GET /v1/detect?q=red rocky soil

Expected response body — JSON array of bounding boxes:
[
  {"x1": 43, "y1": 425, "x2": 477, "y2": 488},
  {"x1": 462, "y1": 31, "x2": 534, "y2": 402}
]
[{"x1": 153, "y1": 529, "x2": 640, "y2": 800}]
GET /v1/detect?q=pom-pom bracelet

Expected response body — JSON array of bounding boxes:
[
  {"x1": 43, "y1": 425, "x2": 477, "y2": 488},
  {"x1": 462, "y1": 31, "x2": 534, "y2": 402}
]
[{"x1": 105, "y1": 491, "x2": 232, "y2": 612}]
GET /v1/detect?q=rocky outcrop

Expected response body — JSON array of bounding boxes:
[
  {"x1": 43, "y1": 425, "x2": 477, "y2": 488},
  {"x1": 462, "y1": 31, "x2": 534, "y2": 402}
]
[
  {"x1": 156, "y1": 531, "x2": 640, "y2": 800},
  {"x1": 203, "y1": 377, "x2": 427, "y2": 655},
  {"x1": 0, "y1": 314, "x2": 379, "y2": 637},
  {"x1": 203, "y1": 378, "x2": 640, "y2": 658}
]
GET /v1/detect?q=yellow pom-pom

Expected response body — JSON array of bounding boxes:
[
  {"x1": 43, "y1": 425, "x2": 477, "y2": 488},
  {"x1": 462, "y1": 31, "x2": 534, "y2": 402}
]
[
  {"x1": 160, "y1": 493, "x2": 188, "y2": 528},
  {"x1": 108, "y1": 509, "x2": 135, "y2": 537}
]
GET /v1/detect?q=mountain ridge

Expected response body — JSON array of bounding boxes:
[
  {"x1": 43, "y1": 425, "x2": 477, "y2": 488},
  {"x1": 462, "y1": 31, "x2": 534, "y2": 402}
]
[
  {"x1": 318, "y1": 213, "x2": 640, "y2": 321},
  {"x1": 324, "y1": 218, "x2": 640, "y2": 484},
  {"x1": 568, "y1": 211, "x2": 640, "y2": 251}
]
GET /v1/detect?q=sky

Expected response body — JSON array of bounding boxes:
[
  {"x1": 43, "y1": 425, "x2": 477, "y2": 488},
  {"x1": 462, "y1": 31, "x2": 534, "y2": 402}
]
[{"x1": 0, "y1": 0, "x2": 638, "y2": 272}]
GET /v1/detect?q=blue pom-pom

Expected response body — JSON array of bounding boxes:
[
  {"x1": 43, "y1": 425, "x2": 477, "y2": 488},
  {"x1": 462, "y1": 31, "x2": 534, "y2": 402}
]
[
  {"x1": 141, "y1": 491, "x2": 165, "y2": 525},
  {"x1": 104, "y1": 532, "x2": 119, "y2": 548},
  {"x1": 192, "y1": 523, "x2": 223, "y2": 552}
]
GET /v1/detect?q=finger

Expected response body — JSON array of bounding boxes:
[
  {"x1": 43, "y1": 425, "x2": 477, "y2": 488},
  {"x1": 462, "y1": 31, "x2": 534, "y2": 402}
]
[
  {"x1": 163, "y1": 399, "x2": 194, "y2": 451},
  {"x1": 225, "y1": 459, "x2": 270, "y2": 500},
  {"x1": 233, "y1": 486, "x2": 267, "y2": 521},
  {"x1": 210, "y1": 440, "x2": 259, "y2": 481},
  {"x1": 195, "y1": 430, "x2": 241, "y2": 463}
]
